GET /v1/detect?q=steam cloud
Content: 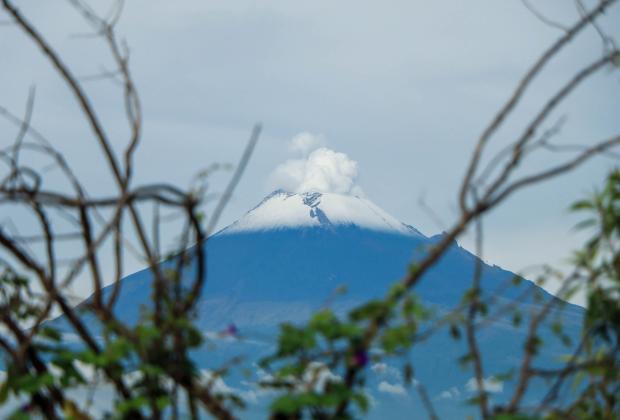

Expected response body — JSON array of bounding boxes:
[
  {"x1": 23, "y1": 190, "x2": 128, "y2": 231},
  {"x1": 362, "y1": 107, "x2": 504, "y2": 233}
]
[
  {"x1": 288, "y1": 132, "x2": 325, "y2": 155},
  {"x1": 269, "y1": 132, "x2": 363, "y2": 195}
]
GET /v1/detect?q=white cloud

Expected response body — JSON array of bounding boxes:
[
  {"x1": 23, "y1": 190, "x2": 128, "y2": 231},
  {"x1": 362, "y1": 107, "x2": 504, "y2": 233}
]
[
  {"x1": 200, "y1": 370, "x2": 236, "y2": 395},
  {"x1": 289, "y1": 132, "x2": 325, "y2": 156},
  {"x1": 377, "y1": 380, "x2": 407, "y2": 397},
  {"x1": 123, "y1": 370, "x2": 145, "y2": 387},
  {"x1": 437, "y1": 386, "x2": 461, "y2": 400},
  {"x1": 240, "y1": 362, "x2": 342, "y2": 405},
  {"x1": 74, "y1": 361, "x2": 97, "y2": 381},
  {"x1": 370, "y1": 362, "x2": 388, "y2": 374},
  {"x1": 200, "y1": 370, "x2": 260, "y2": 404},
  {"x1": 465, "y1": 376, "x2": 503, "y2": 394},
  {"x1": 241, "y1": 367, "x2": 280, "y2": 402},
  {"x1": 371, "y1": 362, "x2": 401, "y2": 381},
  {"x1": 270, "y1": 135, "x2": 363, "y2": 195},
  {"x1": 302, "y1": 362, "x2": 342, "y2": 392}
]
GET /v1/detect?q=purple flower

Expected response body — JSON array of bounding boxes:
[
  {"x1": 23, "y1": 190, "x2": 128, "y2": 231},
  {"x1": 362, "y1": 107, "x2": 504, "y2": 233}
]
[
  {"x1": 352, "y1": 349, "x2": 368, "y2": 367},
  {"x1": 20, "y1": 402, "x2": 34, "y2": 413},
  {"x1": 221, "y1": 323, "x2": 239, "y2": 337}
]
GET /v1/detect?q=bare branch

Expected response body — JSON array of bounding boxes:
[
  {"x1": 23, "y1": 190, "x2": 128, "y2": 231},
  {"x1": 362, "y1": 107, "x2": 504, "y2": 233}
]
[
  {"x1": 206, "y1": 124, "x2": 262, "y2": 236},
  {"x1": 459, "y1": 0, "x2": 617, "y2": 211},
  {"x1": 521, "y1": 0, "x2": 569, "y2": 32}
]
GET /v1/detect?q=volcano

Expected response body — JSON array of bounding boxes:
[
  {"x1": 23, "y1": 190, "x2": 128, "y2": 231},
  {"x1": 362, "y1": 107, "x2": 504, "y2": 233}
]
[
  {"x1": 84, "y1": 190, "x2": 571, "y2": 328},
  {"x1": 48, "y1": 190, "x2": 584, "y2": 419}
]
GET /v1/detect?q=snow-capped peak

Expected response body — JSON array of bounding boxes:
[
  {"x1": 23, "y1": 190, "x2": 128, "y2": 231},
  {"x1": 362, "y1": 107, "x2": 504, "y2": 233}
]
[{"x1": 219, "y1": 190, "x2": 423, "y2": 236}]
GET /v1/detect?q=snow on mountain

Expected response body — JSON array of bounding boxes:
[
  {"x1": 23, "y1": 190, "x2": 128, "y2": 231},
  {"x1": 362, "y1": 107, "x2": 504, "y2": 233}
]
[{"x1": 220, "y1": 190, "x2": 423, "y2": 236}]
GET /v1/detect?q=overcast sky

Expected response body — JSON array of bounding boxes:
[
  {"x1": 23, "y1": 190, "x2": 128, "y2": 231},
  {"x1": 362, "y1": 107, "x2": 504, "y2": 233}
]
[{"x1": 1, "y1": 0, "x2": 619, "y2": 305}]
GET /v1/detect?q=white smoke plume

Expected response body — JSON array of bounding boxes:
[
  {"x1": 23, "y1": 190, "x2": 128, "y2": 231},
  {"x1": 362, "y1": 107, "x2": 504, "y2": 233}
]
[
  {"x1": 270, "y1": 132, "x2": 363, "y2": 195},
  {"x1": 288, "y1": 131, "x2": 325, "y2": 155}
]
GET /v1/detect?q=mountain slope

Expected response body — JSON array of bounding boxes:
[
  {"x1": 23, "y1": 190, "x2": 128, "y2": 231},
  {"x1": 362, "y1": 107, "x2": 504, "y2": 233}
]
[
  {"x1": 75, "y1": 191, "x2": 574, "y2": 328},
  {"x1": 47, "y1": 191, "x2": 584, "y2": 419}
]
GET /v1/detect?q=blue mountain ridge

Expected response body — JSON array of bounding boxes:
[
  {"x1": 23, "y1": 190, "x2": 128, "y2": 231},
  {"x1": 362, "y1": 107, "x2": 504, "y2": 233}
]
[{"x1": 47, "y1": 191, "x2": 585, "y2": 419}]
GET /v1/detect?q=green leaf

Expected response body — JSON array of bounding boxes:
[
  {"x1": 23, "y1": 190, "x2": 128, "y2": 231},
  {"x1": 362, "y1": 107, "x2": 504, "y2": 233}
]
[
  {"x1": 277, "y1": 324, "x2": 316, "y2": 356},
  {"x1": 270, "y1": 395, "x2": 300, "y2": 414},
  {"x1": 388, "y1": 282, "x2": 406, "y2": 300},
  {"x1": 402, "y1": 295, "x2": 429, "y2": 320},
  {"x1": 116, "y1": 395, "x2": 149, "y2": 413},
  {"x1": 494, "y1": 369, "x2": 514, "y2": 382},
  {"x1": 309, "y1": 309, "x2": 340, "y2": 339},
  {"x1": 573, "y1": 219, "x2": 597, "y2": 231},
  {"x1": 550, "y1": 320, "x2": 563, "y2": 336},
  {"x1": 349, "y1": 300, "x2": 388, "y2": 321},
  {"x1": 7, "y1": 412, "x2": 31, "y2": 420},
  {"x1": 136, "y1": 325, "x2": 161, "y2": 346},
  {"x1": 352, "y1": 392, "x2": 370, "y2": 413},
  {"x1": 449, "y1": 324, "x2": 461, "y2": 340},
  {"x1": 14, "y1": 372, "x2": 54, "y2": 393},
  {"x1": 39, "y1": 327, "x2": 62, "y2": 342},
  {"x1": 381, "y1": 324, "x2": 416, "y2": 353},
  {"x1": 458, "y1": 353, "x2": 474, "y2": 368},
  {"x1": 156, "y1": 395, "x2": 171, "y2": 410},
  {"x1": 0, "y1": 381, "x2": 8, "y2": 404},
  {"x1": 525, "y1": 336, "x2": 543, "y2": 356},
  {"x1": 570, "y1": 199, "x2": 594, "y2": 211}
]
